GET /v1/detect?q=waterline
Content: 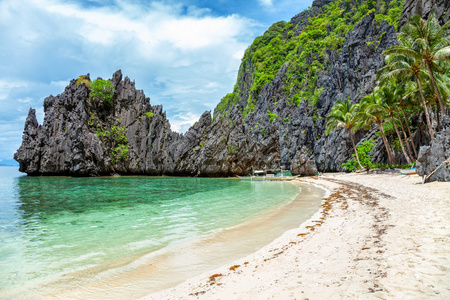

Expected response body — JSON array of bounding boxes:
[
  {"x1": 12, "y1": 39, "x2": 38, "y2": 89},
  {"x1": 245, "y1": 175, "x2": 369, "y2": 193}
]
[{"x1": 0, "y1": 170, "x2": 324, "y2": 299}]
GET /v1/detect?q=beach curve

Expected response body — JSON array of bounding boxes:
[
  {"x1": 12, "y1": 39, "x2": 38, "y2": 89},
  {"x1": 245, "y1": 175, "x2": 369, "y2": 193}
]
[{"x1": 142, "y1": 173, "x2": 450, "y2": 299}]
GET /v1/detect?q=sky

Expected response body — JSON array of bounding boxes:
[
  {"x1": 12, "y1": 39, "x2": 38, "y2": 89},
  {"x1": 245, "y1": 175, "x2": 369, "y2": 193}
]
[{"x1": 0, "y1": 0, "x2": 313, "y2": 162}]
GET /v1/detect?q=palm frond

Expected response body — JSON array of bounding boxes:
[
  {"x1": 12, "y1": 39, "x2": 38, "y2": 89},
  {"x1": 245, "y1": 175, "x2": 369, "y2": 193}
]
[{"x1": 434, "y1": 46, "x2": 450, "y2": 62}]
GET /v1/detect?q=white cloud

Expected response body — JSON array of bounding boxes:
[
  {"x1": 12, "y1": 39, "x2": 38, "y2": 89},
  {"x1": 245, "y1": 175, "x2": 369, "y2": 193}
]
[
  {"x1": 170, "y1": 111, "x2": 202, "y2": 133},
  {"x1": 17, "y1": 97, "x2": 34, "y2": 103},
  {"x1": 0, "y1": 0, "x2": 259, "y2": 160},
  {"x1": 258, "y1": 0, "x2": 274, "y2": 7},
  {"x1": 0, "y1": 80, "x2": 27, "y2": 100}
]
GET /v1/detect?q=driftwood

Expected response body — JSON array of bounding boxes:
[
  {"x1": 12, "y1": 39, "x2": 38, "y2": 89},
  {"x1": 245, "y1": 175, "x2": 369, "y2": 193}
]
[{"x1": 422, "y1": 157, "x2": 450, "y2": 184}]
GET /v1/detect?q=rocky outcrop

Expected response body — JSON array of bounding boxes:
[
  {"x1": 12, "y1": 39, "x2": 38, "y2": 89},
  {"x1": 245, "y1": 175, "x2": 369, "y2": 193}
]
[
  {"x1": 291, "y1": 146, "x2": 318, "y2": 176},
  {"x1": 16, "y1": 71, "x2": 178, "y2": 176},
  {"x1": 15, "y1": 0, "x2": 448, "y2": 177},
  {"x1": 314, "y1": 12, "x2": 400, "y2": 170},
  {"x1": 240, "y1": 11, "x2": 401, "y2": 172},
  {"x1": 416, "y1": 120, "x2": 450, "y2": 182},
  {"x1": 15, "y1": 70, "x2": 285, "y2": 176},
  {"x1": 399, "y1": 0, "x2": 450, "y2": 28},
  {"x1": 14, "y1": 108, "x2": 42, "y2": 174}
]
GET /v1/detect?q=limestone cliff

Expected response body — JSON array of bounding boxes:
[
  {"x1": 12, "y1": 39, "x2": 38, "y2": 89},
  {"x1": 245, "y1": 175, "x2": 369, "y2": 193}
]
[
  {"x1": 15, "y1": 0, "x2": 449, "y2": 176},
  {"x1": 15, "y1": 71, "x2": 281, "y2": 176},
  {"x1": 416, "y1": 120, "x2": 450, "y2": 182},
  {"x1": 399, "y1": 0, "x2": 450, "y2": 28}
]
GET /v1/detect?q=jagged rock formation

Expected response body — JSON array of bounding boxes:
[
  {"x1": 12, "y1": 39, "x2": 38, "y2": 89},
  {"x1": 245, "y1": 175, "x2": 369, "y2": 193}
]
[
  {"x1": 15, "y1": 72, "x2": 178, "y2": 176},
  {"x1": 220, "y1": 10, "x2": 403, "y2": 173},
  {"x1": 314, "y1": 12, "x2": 399, "y2": 170},
  {"x1": 291, "y1": 146, "x2": 318, "y2": 176},
  {"x1": 15, "y1": 0, "x2": 449, "y2": 177},
  {"x1": 416, "y1": 121, "x2": 450, "y2": 182},
  {"x1": 15, "y1": 71, "x2": 282, "y2": 176},
  {"x1": 399, "y1": 0, "x2": 450, "y2": 28}
]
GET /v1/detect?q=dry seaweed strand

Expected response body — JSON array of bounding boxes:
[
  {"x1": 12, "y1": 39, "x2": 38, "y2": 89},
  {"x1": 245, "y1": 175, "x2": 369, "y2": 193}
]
[{"x1": 190, "y1": 177, "x2": 394, "y2": 296}]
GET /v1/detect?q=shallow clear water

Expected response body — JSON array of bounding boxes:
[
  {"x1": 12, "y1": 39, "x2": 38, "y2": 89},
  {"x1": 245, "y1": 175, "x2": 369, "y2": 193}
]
[{"x1": 0, "y1": 167, "x2": 326, "y2": 298}]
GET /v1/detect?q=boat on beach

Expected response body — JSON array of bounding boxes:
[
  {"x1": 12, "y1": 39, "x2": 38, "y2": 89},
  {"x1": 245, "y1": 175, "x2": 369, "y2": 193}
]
[
  {"x1": 237, "y1": 169, "x2": 296, "y2": 181},
  {"x1": 399, "y1": 168, "x2": 417, "y2": 175},
  {"x1": 237, "y1": 170, "x2": 267, "y2": 181}
]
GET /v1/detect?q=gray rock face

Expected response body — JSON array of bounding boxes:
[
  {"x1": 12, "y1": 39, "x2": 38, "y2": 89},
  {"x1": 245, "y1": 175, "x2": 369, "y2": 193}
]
[
  {"x1": 314, "y1": 12, "x2": 399, "y2": 170},
  {"x1": 399, "y1": 0, "x2": 450, "y2": 28},
  {"x1": 291, "y1": 146, "x2": 318, "y2": 176},
  {"x1": 15, "y1": 0, "x2": 448, "y2": 177},
  {"x1": 217, "y1": 10, "x2": 401, "y2": 174},
  {"x1": 16, "y1": 71, "x2": 181, "y2": 176},
  {"x1": 14, "y1": 108, "x2": 42, "y2": 174},
  {"x1": 15, "y1": 70, "x2": 284, "y2": 176},
  {"x1": 416, "y1": 124, "x2": 450, "y2": 182}
]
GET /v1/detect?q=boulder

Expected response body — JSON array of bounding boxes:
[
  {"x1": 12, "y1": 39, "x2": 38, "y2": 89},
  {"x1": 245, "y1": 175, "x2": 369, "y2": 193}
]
[
  {"x1": 291, "y1": 146, "x2": 318, "y2": 176},
  {"x1": 416, "y1": 126, "x2": 450, "y2": 182}
]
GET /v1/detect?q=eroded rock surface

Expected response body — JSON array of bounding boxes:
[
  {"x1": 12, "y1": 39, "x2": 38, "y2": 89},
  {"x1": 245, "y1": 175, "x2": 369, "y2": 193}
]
[
  {"x1": 399, "y1": 0, "x2": 450, "y2": 28},
  {"x1": 14, "y1": 0, "x2": 449, "y2": 177},
  {"x1": 416, "y1": 124, "x2": 450, "y2": 182}
]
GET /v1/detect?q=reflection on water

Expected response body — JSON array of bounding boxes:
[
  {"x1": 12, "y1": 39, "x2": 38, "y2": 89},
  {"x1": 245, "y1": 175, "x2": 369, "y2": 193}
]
[{"x1": 1, "y1": 170, "x2": 311, "y2": 299}]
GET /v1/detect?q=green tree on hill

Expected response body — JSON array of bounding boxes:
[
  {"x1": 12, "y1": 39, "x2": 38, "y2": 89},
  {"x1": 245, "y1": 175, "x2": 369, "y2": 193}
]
[
  {"x1": 379, "y1": 48, "x2": 435, "y2": 140},
  {"x1": 326, "y1": 98, "x2": 364, "y2": 169},
  {"x1": 376, "y1": 82, "x2": 412, "y2": 164},
  {"x1": 359, "y1": 91, "x2": 395, "y2": 165},
  {"x1": 90, "y1": 79, "x2": 115, "y2": 108},
  {"x1": 399, "y1": 14, "x2": 450, "y2": 115}
]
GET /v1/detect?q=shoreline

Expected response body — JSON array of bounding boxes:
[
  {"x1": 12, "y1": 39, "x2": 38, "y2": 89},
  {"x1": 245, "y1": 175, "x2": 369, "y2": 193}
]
[
  {"x1": 143, "y1": 173, "x2": 450, "y2": 299},
  {"x1": 7, "y1": 181, "x2": 324, "y2": 299}
]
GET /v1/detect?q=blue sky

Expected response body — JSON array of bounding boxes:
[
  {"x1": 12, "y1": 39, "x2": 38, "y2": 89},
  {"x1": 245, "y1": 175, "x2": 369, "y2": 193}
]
[{"x1": 0, "y1": 0, "x2": 313, "y2": 162}]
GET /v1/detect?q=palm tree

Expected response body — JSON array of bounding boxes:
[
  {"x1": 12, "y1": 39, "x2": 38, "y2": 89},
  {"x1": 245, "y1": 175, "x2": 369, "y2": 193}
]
[
  {"x1": 377, "y1": 82, "x2": 412, "y2": 164},
  {"x1": 326, "y1": 98, "x2": 364, "y2": 169},
  {"x1": 359, "y1": 91, "x2": 395, "y2": 165},
  {"x1": 397, "y1": 83, "x2": 419, "y2": 158},
  {"x1": 392, "y1": 82, "x2": 415, "y2": 160},
  {"x1": 427, "y1": 73, "x2": 450, "y2": 132},
  {"x1": 379, "y1": 50, "x2": 435, "y2": 140},
  {"x1": 400, "y1": 14, "x2": 450, "y2": 115}
]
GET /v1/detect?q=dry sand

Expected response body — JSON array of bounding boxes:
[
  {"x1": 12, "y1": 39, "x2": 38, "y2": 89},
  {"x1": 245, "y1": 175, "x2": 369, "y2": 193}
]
[{"x1": 142, "y1": 173, "x2": 450, "y2": 299}]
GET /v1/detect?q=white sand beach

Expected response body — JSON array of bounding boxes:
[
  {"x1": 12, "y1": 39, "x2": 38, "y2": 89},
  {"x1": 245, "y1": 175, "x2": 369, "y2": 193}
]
[{"x1": 143, "y1": 173, "x2": 450, "y2": 299}]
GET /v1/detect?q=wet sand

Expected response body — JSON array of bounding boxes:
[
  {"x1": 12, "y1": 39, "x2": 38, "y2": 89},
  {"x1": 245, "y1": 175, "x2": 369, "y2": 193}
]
[{"x1": 143, "y1": 173, "x2": 450, "y2": 299}]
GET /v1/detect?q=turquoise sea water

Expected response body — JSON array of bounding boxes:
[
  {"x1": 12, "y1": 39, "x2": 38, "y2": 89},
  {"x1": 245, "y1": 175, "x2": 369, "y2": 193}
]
[{"x1": 0, "y1": 166, "x2": 323, "y2": 299}]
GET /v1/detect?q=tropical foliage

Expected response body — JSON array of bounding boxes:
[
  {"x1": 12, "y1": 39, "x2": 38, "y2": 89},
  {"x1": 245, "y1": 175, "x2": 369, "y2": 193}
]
[
  {"x1": 75, "y1": 75, "x2": 91, "y2": 87},
  {"x1": 341, "y1": 139, "x2": 376, "y2": 171},
  {"x1": 327, "y1": 13, "x2": 449, "y2": 169},
  {"x1": 359, "y1": 91, "x2": 395, "y2": 165},
  {"x1": 326, "y1": 98, "x2": 364, "y2": 169},
  {"x1": 215, "y1": 0, "x2": 404, "y2": 119},
  {"x1": 90, "y1": 79, "x2": 115, "y2": 108}
]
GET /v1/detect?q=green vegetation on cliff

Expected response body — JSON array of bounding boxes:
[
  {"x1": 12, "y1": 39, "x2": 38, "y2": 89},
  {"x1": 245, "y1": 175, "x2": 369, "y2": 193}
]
[
  {"x1": 215, "y1": 0, "x2": 404, "y2": 119},
  {"x1": 328, "y1": 13, "x2": 450, "y2": 169},
  {"x1": 90, "y1": 79, "x2": 115, "y2": 107}
]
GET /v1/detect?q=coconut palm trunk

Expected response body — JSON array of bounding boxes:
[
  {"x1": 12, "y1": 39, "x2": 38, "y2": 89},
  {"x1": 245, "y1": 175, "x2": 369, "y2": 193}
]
[
  {"x1": 389, "y1": 113, "x2": 412, "y2": 164},
  {"x1": 396, "y1": 109, "x2": 414, "y2": 160},
  {"x1": 415, "y1": 76, "x2": 435, "y2": 140},
  {"x1": 425, "y1": 63, "x2": 447, "y2": 115},
  {"x1": 348, "y1": 130, "x2": 364, "y2": 169},
  {"x1": 326, "y1": 99, "x2": 365, "y2": 171},
  {"x1": 375, "y1": 120, "x2": 395, "y2": 165},
  {"x1": 400, "y1": 107, "x2": 418, "y2": 159}
]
